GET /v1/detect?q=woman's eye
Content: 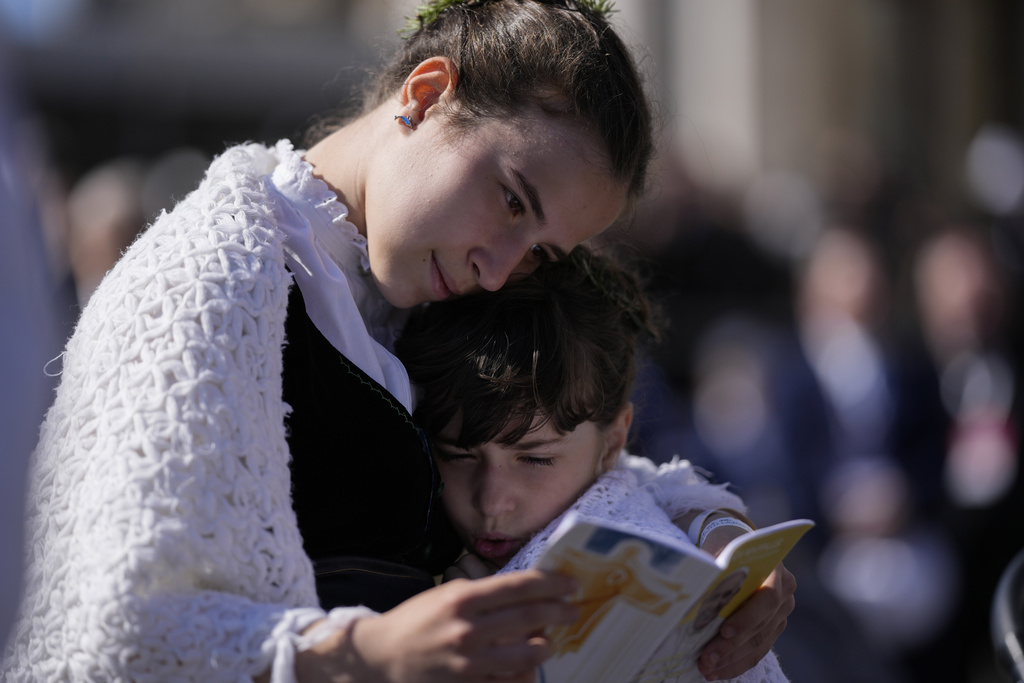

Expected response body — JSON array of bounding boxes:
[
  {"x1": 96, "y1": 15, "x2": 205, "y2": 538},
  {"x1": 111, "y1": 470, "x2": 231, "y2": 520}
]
[
  {"x1": 530, "y1": 244, "x2": 551, "y2": 263},
  {"x1": 504, "y1": 187, "x2": 525, "y2": 215}
]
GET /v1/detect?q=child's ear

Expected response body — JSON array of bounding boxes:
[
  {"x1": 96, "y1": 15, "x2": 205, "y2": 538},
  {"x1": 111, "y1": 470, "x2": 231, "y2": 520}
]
[
  {"x1": 398, "y1": 56, "x2": 459, "y2": 127},
  {"x1": 598, "y1": 403, "x2": 633, "y2": 474}
]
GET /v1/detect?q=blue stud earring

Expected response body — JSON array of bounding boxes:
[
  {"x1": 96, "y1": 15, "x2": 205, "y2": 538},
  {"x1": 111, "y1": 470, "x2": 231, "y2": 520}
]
[{"x1": 394, "y1": 115, "x2": 415, "y2": 129}]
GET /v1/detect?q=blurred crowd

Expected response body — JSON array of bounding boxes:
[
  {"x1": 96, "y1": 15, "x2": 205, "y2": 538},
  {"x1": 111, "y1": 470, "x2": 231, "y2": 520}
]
[{"x1": 618, "y1": 125, "x2": 1024, "y2": 683}]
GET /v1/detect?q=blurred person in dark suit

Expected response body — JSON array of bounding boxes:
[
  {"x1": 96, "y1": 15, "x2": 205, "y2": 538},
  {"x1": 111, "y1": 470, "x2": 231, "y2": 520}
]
[{"x1": 912, "y1": 226, "x2": 1024, "y2": 682}]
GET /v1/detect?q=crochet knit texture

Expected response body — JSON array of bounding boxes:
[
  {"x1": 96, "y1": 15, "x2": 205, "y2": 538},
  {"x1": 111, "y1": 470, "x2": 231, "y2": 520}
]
[{"x1": 3, "y1": 142, "x2": 327, "y2": 682}]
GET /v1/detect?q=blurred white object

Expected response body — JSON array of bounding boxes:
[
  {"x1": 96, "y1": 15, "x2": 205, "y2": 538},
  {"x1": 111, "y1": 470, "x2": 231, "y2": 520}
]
[
  {"x1": 743, "y1": 171, "x2": 824, "y2": 262},
  {"x1": 819, "y1": 527, "x2": 960, "y2": 651},
  {"x1": 966, "y1": 123, "x2": 1024, "y2": 216}
]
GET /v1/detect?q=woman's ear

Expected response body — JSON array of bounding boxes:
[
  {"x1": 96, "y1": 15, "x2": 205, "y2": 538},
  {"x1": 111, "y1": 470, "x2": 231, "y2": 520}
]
[
  {"x1": 398, "y1": 56, "x2": 458, "y2": 127},
  {"x1": 598, "y1": 403, "x2": 633, "y2": 474}
]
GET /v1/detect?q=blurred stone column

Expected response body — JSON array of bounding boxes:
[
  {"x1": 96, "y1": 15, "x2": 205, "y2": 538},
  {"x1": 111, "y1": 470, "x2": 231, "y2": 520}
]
[
  {"x1": 615, "y1": 0, "x2": 956, "y2": 206},
  {"x1": 902, "y1": 0, "x2": 999, "y2": 214},
  {"x1": 661, "y1": 0, "x2": 761, "y2": 198}
]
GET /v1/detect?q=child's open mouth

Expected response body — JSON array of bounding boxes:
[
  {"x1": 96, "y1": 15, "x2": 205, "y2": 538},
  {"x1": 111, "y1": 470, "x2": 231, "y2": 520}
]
[{"x1": 471, "y1": 536, "x2": 522, "y2": 564}]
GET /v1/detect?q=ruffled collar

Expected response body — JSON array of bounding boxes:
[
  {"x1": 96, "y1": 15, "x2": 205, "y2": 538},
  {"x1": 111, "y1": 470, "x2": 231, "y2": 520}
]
[{"x1": 270, "y1": 139, "x2": 371, "y2": 273}]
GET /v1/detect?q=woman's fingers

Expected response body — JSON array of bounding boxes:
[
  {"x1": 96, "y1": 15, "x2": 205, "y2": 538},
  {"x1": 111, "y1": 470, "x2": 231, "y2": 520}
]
[
  {"x1": 455, "y1": 570, "x2": 577, "y2": 616},
  {"x1": 456, "y1": 638, "x2": 552, "y2": 678},
  {"x1": 470, "y1": 597, "x2": 577, "y2": 647},
  {"x1": 440, "y1": 572, "x2": 576, "y2": 650}
]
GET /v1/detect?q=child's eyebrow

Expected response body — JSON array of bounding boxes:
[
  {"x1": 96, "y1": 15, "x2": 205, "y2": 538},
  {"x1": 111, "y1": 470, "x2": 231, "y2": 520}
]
[{"x1": 514, "y1": 435, "x2": 565, "y2": 450}]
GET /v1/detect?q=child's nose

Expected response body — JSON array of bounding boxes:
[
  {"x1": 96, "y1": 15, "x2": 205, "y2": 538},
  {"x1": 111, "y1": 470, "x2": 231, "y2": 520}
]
[{"x1": 475, "y1": 468, "x2": 516, "y2": 518}]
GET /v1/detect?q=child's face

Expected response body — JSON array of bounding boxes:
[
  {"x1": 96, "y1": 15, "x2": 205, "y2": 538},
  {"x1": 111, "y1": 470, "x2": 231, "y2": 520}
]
[
  {"x1": 433, "y1": 406, "x2": 632, "y2": 568},
  {"x1": 363, "y1": 106, "x2": 627, "y2": 309}
]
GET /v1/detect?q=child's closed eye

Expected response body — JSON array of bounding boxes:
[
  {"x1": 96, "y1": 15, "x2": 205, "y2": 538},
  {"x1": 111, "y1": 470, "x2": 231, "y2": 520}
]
[
  {"x1": 434, "y1": 448, "x2": 475, "y2": 463},
  {"x1": 519, "y1": 455, "x2": 555, "y2": 467}
]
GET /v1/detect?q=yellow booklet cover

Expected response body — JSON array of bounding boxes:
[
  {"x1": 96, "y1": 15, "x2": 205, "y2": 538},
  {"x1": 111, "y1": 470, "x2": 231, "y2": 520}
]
[{"x1": 535, "y1": 513, "x2": 814, "y2": 683}]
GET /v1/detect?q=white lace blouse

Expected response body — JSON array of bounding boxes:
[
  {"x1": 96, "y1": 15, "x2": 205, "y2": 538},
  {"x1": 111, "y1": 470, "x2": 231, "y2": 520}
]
[{"x1": 266, "y1": 139, "x2": 414, "y2": 411}]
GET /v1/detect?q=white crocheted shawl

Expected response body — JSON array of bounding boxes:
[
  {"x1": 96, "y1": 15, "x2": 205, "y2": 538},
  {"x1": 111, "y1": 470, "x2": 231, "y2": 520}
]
[{"x1": 2, "y1": 142, "x2": 336, "y2": 683}]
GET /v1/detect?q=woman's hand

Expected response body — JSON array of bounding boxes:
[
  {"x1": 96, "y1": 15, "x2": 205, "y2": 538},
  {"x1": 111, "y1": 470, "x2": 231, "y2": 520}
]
[
  {"x1": 696, "y1": 562, "x2": 797, "y2": 681},
  {"x1": 296, "y1": 569, "x2": 577, "y2": 683}
]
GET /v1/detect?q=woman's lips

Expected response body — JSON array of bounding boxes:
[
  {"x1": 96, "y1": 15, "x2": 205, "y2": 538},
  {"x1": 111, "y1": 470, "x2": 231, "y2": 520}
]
[
  {"x1": 471, "y1": 536, "x2": 523, "y2": 564},
  {"x1": 430, "y1": 253, "x2": 457, "y2": 300}
]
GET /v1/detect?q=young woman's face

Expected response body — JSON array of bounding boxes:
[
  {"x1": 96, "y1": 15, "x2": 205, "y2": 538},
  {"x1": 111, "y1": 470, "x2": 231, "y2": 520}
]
[
  {"x1": 433, "y1": 409, "x2": 629, "y2": 568},
  {"x1": 363, "y1": 108, "x2": 628, "y2": 308}
]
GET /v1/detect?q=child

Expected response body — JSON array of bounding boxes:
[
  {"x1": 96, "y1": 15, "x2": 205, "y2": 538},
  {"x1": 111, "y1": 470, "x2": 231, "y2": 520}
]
[{"x1": 398, "y1": 248, "x2": 791, "y2": 682}]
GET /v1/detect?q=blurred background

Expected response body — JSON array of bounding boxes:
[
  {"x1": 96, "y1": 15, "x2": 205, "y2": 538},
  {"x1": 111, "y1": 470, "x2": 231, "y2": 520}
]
[{"x1": 1, "y1": 1, "x2": 1023, "y2": 682}]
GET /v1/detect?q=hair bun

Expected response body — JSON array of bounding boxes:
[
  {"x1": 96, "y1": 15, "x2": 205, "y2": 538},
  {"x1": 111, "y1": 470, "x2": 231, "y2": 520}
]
[{"x1": 402, "y1": 0, "x2": 618, "y2": 37}]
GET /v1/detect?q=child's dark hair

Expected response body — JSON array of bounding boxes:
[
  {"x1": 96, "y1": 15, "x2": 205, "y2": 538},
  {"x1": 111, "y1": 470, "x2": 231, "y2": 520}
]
[
  {"x1": 397, "y1": 247, "x2": 658, "y2": 448},
  {"x1": 313, "y1": 0, "x2": 654, "y2": 205}
]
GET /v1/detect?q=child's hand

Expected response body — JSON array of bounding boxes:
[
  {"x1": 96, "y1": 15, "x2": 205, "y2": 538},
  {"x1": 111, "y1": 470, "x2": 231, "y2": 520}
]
[
  {"x1": 696, "y1": 561, "x2": 797, "y2": 681},
  {"x1": 442, "y1": 553, "x2": 499, "y2": 582}
]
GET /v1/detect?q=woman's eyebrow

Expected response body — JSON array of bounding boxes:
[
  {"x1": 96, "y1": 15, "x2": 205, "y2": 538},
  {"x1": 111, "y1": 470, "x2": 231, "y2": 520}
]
[{"x1": 513, "y1": 169, "x2": 546, "y2": 225}]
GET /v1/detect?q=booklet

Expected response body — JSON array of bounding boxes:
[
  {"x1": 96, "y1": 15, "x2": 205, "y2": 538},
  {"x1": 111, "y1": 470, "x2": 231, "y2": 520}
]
[{"x1": 534, "y1": 513, "x2": 814, "y2": 683}]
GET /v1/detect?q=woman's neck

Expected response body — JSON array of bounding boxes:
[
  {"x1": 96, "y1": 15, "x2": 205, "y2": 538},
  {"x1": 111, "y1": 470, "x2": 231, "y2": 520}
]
[{"x1": 303, "y1": 109, "x2": 385, "y2": 236}]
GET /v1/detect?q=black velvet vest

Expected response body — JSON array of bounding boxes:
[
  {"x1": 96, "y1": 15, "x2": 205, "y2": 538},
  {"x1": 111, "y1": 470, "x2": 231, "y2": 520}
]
[{"x1": 281, "y1": 284, "x2": 462, "y2": 595}]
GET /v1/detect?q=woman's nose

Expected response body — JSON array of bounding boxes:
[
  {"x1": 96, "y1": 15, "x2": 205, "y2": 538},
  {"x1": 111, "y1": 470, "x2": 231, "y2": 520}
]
[{"x1": 472, "y1": 239, "x2": 533, "y2": 292}]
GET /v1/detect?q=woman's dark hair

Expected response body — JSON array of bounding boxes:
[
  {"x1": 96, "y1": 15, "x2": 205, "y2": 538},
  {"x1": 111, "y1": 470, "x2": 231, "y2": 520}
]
[
  {"x1": 397, "y1": 246, "x2": 658, "y2": 448},
  {"x1": 312, "y1": 0, "x2": 654, "y2": 204}
]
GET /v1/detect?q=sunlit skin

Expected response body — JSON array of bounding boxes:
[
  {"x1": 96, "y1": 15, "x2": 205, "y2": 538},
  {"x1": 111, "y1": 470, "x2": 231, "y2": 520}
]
[
  {"x1": 305, "y1": 57, "x2": 628, "y2": 309},
  {"x1": 434, "y1": 406, "x2": 632, "y2": 569}
]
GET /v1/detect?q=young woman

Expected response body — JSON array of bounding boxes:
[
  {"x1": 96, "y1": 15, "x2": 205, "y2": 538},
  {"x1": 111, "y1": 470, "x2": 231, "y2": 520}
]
[
  {"x1": 399, "y1": 247, "x2": 792, "y2": 682},
  {"x1": 2, "y1": 2, "x2": 792, "y2": 682}
]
